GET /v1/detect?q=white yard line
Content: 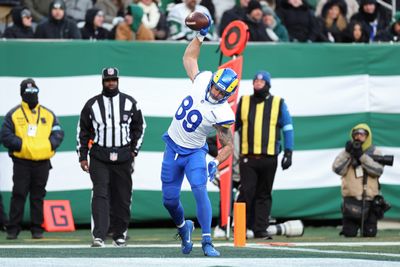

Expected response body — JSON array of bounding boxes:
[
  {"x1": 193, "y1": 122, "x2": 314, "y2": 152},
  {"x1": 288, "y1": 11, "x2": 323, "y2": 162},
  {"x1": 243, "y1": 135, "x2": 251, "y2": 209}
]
[{"x1": 247, "y1": 244, "x2": 400, "y2": 258}]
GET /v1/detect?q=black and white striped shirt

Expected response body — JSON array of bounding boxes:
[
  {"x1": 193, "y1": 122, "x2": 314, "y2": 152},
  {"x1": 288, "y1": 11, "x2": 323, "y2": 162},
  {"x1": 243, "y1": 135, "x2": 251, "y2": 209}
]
[{"x1": 77, "y1": 92, "x2": 146, "y2": 161}]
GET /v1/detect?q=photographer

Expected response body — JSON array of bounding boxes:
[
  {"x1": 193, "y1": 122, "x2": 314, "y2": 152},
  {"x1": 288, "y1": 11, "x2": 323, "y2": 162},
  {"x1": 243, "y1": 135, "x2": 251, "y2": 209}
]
[{"x1": 332, "y1": 123, "x2": 385, "y2": 237}]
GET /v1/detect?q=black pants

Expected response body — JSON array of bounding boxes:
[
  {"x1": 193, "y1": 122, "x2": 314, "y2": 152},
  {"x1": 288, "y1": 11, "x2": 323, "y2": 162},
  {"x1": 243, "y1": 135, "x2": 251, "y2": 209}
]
[
  {"x1": 341, "y1": 200, "x2": 378, "y2": 237},
  {"x1": 7, "y1": 158, "x2": 50, "y2": 235},
  {"x1": 89, "y1": 157, "x2": 133, "y2": 240},
  {"x1": 238, "y1": 155, "x2": 277, "y2": 233},
  {"x1": 0, "y1": 193, "x2": 7, "y2": 229}
]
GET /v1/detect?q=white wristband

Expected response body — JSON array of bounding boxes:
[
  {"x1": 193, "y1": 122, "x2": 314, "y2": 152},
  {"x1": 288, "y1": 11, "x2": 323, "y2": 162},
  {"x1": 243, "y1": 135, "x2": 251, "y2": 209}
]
[
  {"x1": 196, "y1": 33, "x2": 205, "y2": 42},
  {"x1": 213, "y1": 159, "x2": 219, "y2": 166}
]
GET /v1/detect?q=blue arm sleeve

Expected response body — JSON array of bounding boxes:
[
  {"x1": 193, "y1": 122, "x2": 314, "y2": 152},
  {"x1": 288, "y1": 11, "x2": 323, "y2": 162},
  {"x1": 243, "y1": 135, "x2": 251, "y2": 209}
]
[
  {"x1": 49, "y1": 112, "x2": 64, "y2": 151},
  {"x1": 278, "y1": 100, "x2": 294, "y2": 151}
]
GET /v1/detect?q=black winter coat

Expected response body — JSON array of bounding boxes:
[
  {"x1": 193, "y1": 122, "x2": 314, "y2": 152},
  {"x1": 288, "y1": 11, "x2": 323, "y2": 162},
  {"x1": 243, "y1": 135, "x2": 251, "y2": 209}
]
[
  {"x1": 244, "y1": 15, "x2": 272, "y2": 42},
  {"x1": 276, "y1": 1, "x2": 321, "y2": 42},
  {"x1": 3, "y1": 6, "x2": 34, "y2": 39},
  {"x1": 34, "y1": 17, "x2": 81, "y2": 39},
  {"x1": 219, "y1": 5, "x2": 247, "y2": 36}
]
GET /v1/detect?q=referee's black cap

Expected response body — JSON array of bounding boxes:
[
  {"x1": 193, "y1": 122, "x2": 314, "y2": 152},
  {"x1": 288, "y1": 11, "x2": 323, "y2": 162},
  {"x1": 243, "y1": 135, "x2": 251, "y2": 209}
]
[{"x1": 102, "y1": 67, "x2": 119, "y2": 80}]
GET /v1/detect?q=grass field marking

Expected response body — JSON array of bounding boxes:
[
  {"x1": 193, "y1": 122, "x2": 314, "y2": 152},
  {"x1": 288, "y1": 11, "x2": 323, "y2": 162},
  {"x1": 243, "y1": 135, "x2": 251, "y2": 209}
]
[
  {"x1": 247, "y1": 244, "x2": 400, "y2": 258},
  {"x1": 1, "y1": 257, "x2": 400, "y2": 267},
  {"x1": 0, "y1": 243, "x2": 232, "y2": 249},
  {"x1": 257, "y1": 242, "x2": 400, "y2": 247},
  {"x1": 1, "y1": 241, "x2": 400, "y2": 249}
]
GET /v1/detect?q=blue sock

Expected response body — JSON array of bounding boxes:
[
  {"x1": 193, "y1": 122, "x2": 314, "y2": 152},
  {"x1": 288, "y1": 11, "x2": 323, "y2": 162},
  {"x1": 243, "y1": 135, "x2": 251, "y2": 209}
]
[{"x1": 192, "y1": 185, "x2": 212, "y2": 234}]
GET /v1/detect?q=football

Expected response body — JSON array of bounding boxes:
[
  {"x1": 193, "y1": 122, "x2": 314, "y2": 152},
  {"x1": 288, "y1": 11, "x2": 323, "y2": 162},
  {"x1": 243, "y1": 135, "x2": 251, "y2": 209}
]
[{"x1": 185, "y1": 12, "x2": 209, "y2": 31}]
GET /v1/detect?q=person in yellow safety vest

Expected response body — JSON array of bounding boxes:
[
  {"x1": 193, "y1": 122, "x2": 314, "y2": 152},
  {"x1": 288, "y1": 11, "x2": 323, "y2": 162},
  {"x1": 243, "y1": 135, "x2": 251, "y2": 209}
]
[
  {"x1": 0, "y1": 78, "x2": 64, "y2": 240},
  {"x1": 235, "y1": 70, "x2": 294, "y2": 239}
]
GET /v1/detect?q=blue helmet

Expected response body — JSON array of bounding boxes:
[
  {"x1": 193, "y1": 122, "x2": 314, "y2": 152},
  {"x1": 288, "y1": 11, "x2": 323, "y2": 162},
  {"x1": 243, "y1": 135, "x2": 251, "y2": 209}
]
[
  {"x1": 253, "y1": 70, "x2": 271, "y2": 87},
  {"x1": 206, "y1": 68, "x2": 239, "y2": 104}
]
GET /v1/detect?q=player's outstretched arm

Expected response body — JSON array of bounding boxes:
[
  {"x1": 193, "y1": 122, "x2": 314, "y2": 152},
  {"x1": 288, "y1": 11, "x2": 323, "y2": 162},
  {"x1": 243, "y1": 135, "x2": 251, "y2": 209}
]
[
  {"x1": 214, "y1": 125, "x2": 234, "y2": 164},
  {"x1": 183, "y1": 37, "x2": 201, "y2": 82}
]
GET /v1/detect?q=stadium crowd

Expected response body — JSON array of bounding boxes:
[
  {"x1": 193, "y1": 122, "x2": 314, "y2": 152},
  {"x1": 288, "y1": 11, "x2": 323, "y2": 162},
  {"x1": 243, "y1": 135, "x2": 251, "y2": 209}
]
[{"x1": 0, "y1": 0, "x2": 399, "y2": 42}]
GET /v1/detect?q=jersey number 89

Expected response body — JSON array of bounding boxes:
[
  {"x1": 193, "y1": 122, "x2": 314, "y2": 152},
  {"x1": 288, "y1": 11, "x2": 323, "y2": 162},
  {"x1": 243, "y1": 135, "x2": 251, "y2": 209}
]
[{"x1": 175, "y1": 96, "x2": 203, "y2": 132}]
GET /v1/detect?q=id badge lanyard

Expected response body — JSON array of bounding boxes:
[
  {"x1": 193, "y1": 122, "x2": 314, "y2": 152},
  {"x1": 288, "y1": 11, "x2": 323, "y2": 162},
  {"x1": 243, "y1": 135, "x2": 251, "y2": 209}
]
[{"x1": 21, "y1": 106, "x2": 41, "y2": 137}]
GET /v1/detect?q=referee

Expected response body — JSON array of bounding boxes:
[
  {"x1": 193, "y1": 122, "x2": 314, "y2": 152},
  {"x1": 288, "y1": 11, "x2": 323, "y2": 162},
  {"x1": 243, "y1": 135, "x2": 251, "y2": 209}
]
[
  {"x1": 235, "y1": 70, "x2": 294, "y2": 239},
  {"x1": 77, "y1": 67, "x2": 146, "y2": 247}
]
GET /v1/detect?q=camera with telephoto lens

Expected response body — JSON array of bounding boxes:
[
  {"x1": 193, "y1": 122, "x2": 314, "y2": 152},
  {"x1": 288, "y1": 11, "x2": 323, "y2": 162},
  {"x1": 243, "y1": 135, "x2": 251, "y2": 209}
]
[
  {"x1": 352, "y1": 141, "x2": 394, "y2": 166},
  {"x1": 370, "y1": 155, "x2": 394, "y2": 166},
  {"x1": 350, "y1": 141, "x2": 362, "y2": 167}
]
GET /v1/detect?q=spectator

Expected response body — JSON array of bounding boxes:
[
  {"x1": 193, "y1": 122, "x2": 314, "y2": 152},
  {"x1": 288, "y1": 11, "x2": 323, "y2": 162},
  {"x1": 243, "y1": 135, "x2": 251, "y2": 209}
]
[
  {"x1": 65, "y1": 0, "x2": 93, "y2": 22},
  {"x1": 0, "y1": 78, "x2": 64, "y2": 240},
  {"x1": 235, "y1": 71, "x2": 294, "y2": 239},
  {"x1": 375, "y1": 12, "x2": 400, "y2": 42},
  {"x1": 350, "y1": 0, "x2": 391, "y2": 42},
  {"x1": 260, "y1": 0, "x2": 276, "y2": 9},
  {"x1": 276, "y1": 0, "x2": 323, "y2": 42},
  {"x1": 261, "y1": 4, "x2": 290, "y2": 42},
  {"x1": 22, "y1": 0, "x2": 52, "y2": 22},
  {"x1": 3, "y1": 6, "x2": 34, "y2": 38},
  {"x1": 332, "y1": 124, "x2": 385, "y2": 237},
  {"x1": 81, "y1": 8, "x2": 110, "y2": 39},
  {"x1": 137, "y1": 0, "x2": 168, "y2": 40},
  {"x1": 94, "y1": 0, "x2": 129, "y2": 25},
  {"x1": 167, "y1": 0, "x2": 216, "y2": 41},
  {"x1": 160, "y1": 20, "x2": 236, "y2": 257},
  {"x1": 137, "y1": 0, "x2": 160, "y2": 29},
  {"x1": 343, "y1": 20, "x2": 369, "y2": 42},
  {"x1": 115, "y1": 4, "x2": 155, "y2": 41},
  {"x1": 34, "y1": 0, "x2": 82, "y2": 39},
  {"x1": 244, "y1": 0, "x2": 272, "y2": 41},
  {"x1": 77, "y1": 67, "x2": 146, "y2": 248},
  {"x1": 200, "y1": 0, "x2": 215, "y2": 22},
  {"x1": 154, "y1": 7, "x2": 168, "y2": 39},
  {"x1": 315, "y1": 0, "x2": 359, "y2": 20},
  {"x1": 219, "y1": 0, "x2": 250, "y2": 36},
  {"x1": 320, "y1": 0, "x2": 348, "y2": 42}
]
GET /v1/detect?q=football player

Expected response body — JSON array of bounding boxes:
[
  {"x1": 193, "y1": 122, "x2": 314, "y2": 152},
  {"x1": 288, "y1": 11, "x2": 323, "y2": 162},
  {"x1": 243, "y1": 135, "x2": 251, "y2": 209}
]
[{"x1": 160, "y1": 16, "x2": 237, "y2": 257}]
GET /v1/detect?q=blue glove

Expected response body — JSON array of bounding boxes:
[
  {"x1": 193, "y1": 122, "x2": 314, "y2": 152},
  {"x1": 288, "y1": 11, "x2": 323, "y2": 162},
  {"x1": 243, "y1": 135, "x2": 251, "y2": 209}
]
[
  {"x1": 199, "y1": 13, "x2": 211, "y2": 36},
  {"x1": 207, "y1": 160, "x2": 218, "y2": 182}
]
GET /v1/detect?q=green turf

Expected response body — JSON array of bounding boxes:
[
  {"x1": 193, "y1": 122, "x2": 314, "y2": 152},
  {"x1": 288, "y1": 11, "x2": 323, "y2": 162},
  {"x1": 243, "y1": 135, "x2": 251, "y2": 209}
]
[{"x1": 0, "y1": 227, "x2": 399, "y2": 261}]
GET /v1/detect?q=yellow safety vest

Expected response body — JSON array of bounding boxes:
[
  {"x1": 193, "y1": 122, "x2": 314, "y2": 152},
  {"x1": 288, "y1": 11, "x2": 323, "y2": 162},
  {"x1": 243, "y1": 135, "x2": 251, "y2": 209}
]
[
  {"x1": 239, "y1": 95, "x2": 281, "y2": 155},
  {"x1": 12, "y1": 102, "x2": 55, "y2": 160}
]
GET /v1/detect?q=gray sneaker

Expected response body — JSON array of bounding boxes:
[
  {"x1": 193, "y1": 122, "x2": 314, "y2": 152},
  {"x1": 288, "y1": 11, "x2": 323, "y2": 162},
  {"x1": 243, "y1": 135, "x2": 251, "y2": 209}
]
[
  {"x1": 112, "y1": 238, "x2": 127, "y2": 247},
  {"x1": 91, "y1": 238, "x2": 105, "y2": 248}
]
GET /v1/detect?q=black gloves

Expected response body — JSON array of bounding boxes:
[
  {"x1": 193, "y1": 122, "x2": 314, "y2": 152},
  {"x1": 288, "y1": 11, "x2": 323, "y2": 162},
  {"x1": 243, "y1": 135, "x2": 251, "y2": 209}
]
[
  {"x1": 345, "y1": 140, "x2": 363, "y2": 161},
  {"x1": 281, "y1": 149, "x2": 292, "y2": 170},
  {"x1": 345, "y1": 141, "x2": 353, "y2": 153}
]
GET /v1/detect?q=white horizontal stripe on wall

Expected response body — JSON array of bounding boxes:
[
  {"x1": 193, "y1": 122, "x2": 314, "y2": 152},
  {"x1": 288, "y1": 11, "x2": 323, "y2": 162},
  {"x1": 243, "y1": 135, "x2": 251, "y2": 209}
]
[
  {"x1": 1, "y1": 147, "x2": 398, "y2": 192},
  {"x1": 1, "y1": 75, "x2": 400, "y2": 117}
]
